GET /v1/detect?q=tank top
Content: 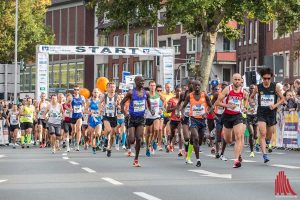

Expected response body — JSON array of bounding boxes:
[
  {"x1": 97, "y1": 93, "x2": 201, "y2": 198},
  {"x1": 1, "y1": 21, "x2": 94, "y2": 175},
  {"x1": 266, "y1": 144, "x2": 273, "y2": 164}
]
[
  {"x1": 90, "y1": 98, "x2": 101, "y2": 117},
  {"x1": 38, "y1": 101, "x2": 48, "y2": 119},
  {"x1": 189, "y1": 92, "x2": 208, "y2": 119},
  {"x1": 129, "y1": 89, "x2": 147, "y2": 117},
  {"x1": 169, "y1": 97, "x2": 181, "y2": 121},
  {"x1": 214, "y1": 91, "x2": 225, "y2": 115},
  {"x1": 48, "y1": 104, "x2": 62, "y2": 125},
  {"x1": 63, "y1": 103, "x2": 72, "y2": 122},
  {"x1": 72, "y1": 95, "x2": 83, "y2": 118},
  {"x1": 104, "y1": 94, "x2": 117, "y2": 117},
  {"x1": 257, "y1": 82, "x2": 278, "y2": 114},
  {"x1": 247, "y1": 94, "x2": 258, "y2": 115},
  {"x1": 10, "y1": 111, "x2": 19, "y2": 125},
  {"x1": 146, "y1": 92, "x2": 160, "y2": 119},
  {"x1": 224, "y1": 85, "x2": 244, "y2": 115},
  {"x1": 82, "y1": 113, "x2": 89, "y2": 125},
  {"x1": 182, "y1": 91, "x2": 191, "y2": 117},
  {"x1": 21, "y1": 106, "x2": 34, "y2": 123}
]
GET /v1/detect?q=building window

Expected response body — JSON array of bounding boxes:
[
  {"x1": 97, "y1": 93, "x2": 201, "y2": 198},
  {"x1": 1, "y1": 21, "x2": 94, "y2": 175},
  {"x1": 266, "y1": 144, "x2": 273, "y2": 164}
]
[
  {"x1": 134, "y1": 62, "x2": 142, "y2": 75},
  {"x1": 147, "y1": 29, "x2": 154, "y2": 47},
  {"x1": 159, "y1": 11, "x2": 166, "y2": 20},
  {"x1": 159, "y1": 40, "x2": 166, "y2": 48},
  {"x1": 249, "y1": 21, "x2": 252, "y2": 44},
  {"x1": 143, "y1": 60, "x2": 153, "y2": 79},
  {"x1": 124, "y1": 34, "x2": 129, "y2": 47},
  {"x1": 113, "y1": 64, "x2": 119, "y2": 79},
  {"x1": 113, "y1": 35, "x2": 119, "y2": 47},
  {"x1": 97, "y1": 64, "x2": 108, "y2": 77},
  {"x1": 223, "y1": 38, "x2": 231, "y2": 51},
  {"x1": 294, "y1": 52, "x2": 300, "y2": 76},
  {"x1": 254, "y1": 57, "x2": 257, "y2": 67},
  {"x1": 187, "y1": 38, "x2": 197, "y2": 53},
  {"x1": 238, "y1": 61, "x2": 242, "y2": 73},
  {"x1": 273, "y1": 20, "x2": 278, "y2": 39},
  {"x1": 76, "y1": 62, "x2": 84, "y2": 88},
  {"x1": 123, "y1": 63, "x2": 129, "y2": 72},
  {"x1": 223, "y1": 68, "x2": 231, "y2": 82},
  {"x1": 249, "y1": 58, "x2": 252, "y2": 68},
  {"x1": 134, "y1": 33, "x2": 141, "y2": 47},
  {"x1": 243, "y1": 25, "x2": 246, "y2": 45},
  {"x1": 268, "y1": 22, "x2": 271, "y2": 32},
  {"x1": 60, "y1": 64, "x2": 68, "y2": 89},
  {"x1": 244, "y1": 59, "x2": 247, "y2": 73},
  {"x1": 254, "y1": 20, "x2": 258, "y2": 43},
  {"x1": 172, "y1": 39, "x2": 180, "y2": 54},
  {"x1": 285, "y1": 52, "x2": 290, "y2": 77},
  {"x1": 98, "y1": 34, "x2": 108, "y2": 46}
]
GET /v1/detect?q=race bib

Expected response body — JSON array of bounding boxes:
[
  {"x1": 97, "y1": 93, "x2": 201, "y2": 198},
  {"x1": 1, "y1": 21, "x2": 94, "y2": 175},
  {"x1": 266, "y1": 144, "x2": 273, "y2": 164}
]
[
  {"x1": 106, "y1": 103, "x2": 115, "y2": 114},
  {"x1": 217, "y1": 107, "x2": 224, "y2": 115},
  {"x1": 133, "y1": 100, "x2": 145, "y2": 112},
  {"x1": 83, "y1": 114, "x2": 89, "y2": 124},
  {"x1": 25, "y1": 114, "x2": 33, "y2": 120},
  {"x1": 73, "y1": 105, "x2": 82, "y2": 114},
  {"x1": 184, "y1": 104, "x2": 190, "y2": 116},
  {"x1": 228, "y1": 99, "x2": 241, "y2": 112},
  {"x1": 260, "y1": 95, "x2": 275, "y2": 107},
  {"x1": 11, "y1": 115, "x2": 18, "y2": 125},
  {"x1": 150, "y1": 99, "x2": 160, "y2": 114},
  {"x1": 64, "y1": 110, "x2": 72, "y2": 118},
  {"x1": 50, "y1": 112, "x2": 60, "y2": 118},
  {"x1": 92, "y1": 111, "x2": 100, "y2": 118},
  {"x1": 192, "y1": 104, "x2": 205, "y2": 116}
]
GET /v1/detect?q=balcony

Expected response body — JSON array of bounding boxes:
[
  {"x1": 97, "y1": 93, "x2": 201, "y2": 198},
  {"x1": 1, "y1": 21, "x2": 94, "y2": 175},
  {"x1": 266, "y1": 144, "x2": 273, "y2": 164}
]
[{"x1": 214, "y1": 51, "x2": 236, "y2": 64}]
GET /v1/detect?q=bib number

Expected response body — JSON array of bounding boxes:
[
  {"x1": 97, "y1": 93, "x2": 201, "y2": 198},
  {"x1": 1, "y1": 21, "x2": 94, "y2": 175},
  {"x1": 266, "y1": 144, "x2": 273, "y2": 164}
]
[
  {"x1": 192, "y1": 104, "x2": 205, "y2": 116},
  {"x1": 228, "y1": 99, "x2": 241, "y2": 112},
  {"x1": 133, "y1": 100, "x2": 145, "y2": 113},
  {"x1": 106, "y1": 103, "x2": 115, "y2": 114},
  {"x1": 11, "y1": 115, "x2": 18, "y2": 125},
  {"x1": 260, "y1": 95, "x2": 274, "y2": 107},
  {"x1": 64, "y1": 110, "x2": 72, "y2": 118},
  {"x1": 184, "y1": 104, "x2": 190, "y2": 116},
  {"x1": 73, "y1": 105, "x2": 82, "y2": 114}
]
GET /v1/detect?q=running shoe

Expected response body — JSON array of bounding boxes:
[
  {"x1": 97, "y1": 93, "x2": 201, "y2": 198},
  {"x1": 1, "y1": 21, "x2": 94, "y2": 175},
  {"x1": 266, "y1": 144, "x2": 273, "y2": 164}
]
[
  {"x1": 39, "y1": 144, "x2": 43, "y2": 148},
  {"x1": 185, "y1": 159, "x2": 193, "y2": 165},
  {"x1": 250, "y1": 151, "x2": 255, "y2": 157},
  {"x1": 268, "y1": 145, "x2": 273, "y2": 153},
  {"x1": 133, "y1": 160, "x2": 141, "y2": 167},
  {"x1": 62, "y1": 142, "x2": 66, "y2": 148},
  {"x1": 21, "y1": 145, "x2": 25, "y2": 149},
  {"x1": 199, "y1": 146, "x2": 202, "y2": 153},
  {"x1": 215, "y1": 153, "x2": 220, "y2": 159},
  {"x1": 33, "y1": 141, "x2": 36, "y2": 146},
  {"x1": 52, "y1": 149, "x2": 56, "y2": 154},
  {"x1": 238, "y1": 155, "x2": 243, "y2": 162},
  {"x1": 255, "y1": 144, "x2": 260, "y2": 152},
  {"x1": 196, "y1": 160, "x2": 201, "y2": 167},
  {"x1": 66, "y1": 147, "x2": 70, "y2": 152},
  {"x1": 102, "y1": 146, "x2": 107, "y2": 152},
  {"x1": 152, "y1": 142, "x2": 157, "y2": 151},
  {"x1": 178, "y1": 150, "x2": 183, "y2": 157},
  {"x1": 92, "y1": 147, "x2": 96, "y2": 155},
  {"x1": 115, "y1": 145, "x2": 120, "y2": 151},
  {"x1": 122, "y1": 145, "x2": 126, "y2": 150},
  {"x1": 158, "y1": 146, "x2": 163, "y2": 151},
  {"x1": 12, "y1": 145, "x2": 16, "y2": 149},
  {"x1": 27, "y1": 145, "x2": 29, "y2": 148},
  {"x1": 146, "y1": 148, "x2": 151, "y2": 157},
  {"x1": 107, "y1": 150, "x2": 112, "y2": 157},
  {"x1": 170, "y1": 145, "x2": 174, "y2": 152},
  {"x1": 211, "y1": 147, "x2": 216, "y2": 154},
  {"x1": 166, "y1": 145, "x2": 170, "y2": 153},
  {"x1": 150, "y1": 147, "x2": 155, "y2": 155},
  {"x1": 263, "y1": 154, "x2": 270, "y2": 163},
  {"x1": 220, "y1": 155, "x2": 228, "y2": 161},
  {"x1": 233, "y1": 160, "x2": 241, "y2": 168},
  {"x1": 127, "y1": 151, "x2": 135, "y2": 157}
]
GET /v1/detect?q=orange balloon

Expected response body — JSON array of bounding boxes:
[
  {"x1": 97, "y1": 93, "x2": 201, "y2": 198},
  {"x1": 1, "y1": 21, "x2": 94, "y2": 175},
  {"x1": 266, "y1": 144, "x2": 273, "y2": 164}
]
[
  {"x1": 79, "y1": 88, "x2": 90, "y2": 99},
  {"x1": 96, "y1": 77, "x2": 109, "y2": 92}
]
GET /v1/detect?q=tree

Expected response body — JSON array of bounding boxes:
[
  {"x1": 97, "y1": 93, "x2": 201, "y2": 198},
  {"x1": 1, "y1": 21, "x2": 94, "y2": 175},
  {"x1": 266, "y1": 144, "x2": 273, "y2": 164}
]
[
  {"x1": 88, "y1": 0, "x2": 300, "y2": 90},
  {"x1": 0, "y1": 0, "x2": 54, "y2": 63}
]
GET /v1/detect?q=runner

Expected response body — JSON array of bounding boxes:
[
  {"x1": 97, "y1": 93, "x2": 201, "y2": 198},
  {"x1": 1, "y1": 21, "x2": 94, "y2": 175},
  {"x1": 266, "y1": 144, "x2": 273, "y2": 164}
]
[
  {"x1": 85, "y1": 88, "x2": 102, "y2": 154},
  {"x1": 19, "y1": 97, "x2": 35, "y2": 148},
  {"x1": 207, "y1": 86, "x2": 218, "y2": 153},
  {"x1": 116, "y1": 93, "x2": 126, "y2": 150},
  {"x1": 216, "y1": 74, "x2": 248, "y2": 168},
  {"x1": 43, "y1": 94, "x2": 64, "y2": 154},
  {"x1": 101, "y1": 82, "x2": 119, "y2": 157},
  {"x1": 212, "y1": 82, "x2": 228, "y2": 161},
  {"x1": 6, "y1": 104, "x2": 20, "y2": 149},
  {"x1": 120, "y1": 76, "x2": 153, "y2": 167},
  {"x1": 156, "y1": 84, "x2": 165, "y2": 151},
  {"x1": 166, "y1": 85, "x2": 182, "y2": 155},
  {"x1": 36, "y1": 93, "x2": 50, "y2": 148},
  {"x1": 145, "y1": 81, "x2": 165, "y2": 157},
  {"x1": 71, "y1": 85, "x2": 86, "y2": 151},
  {"x1": 247, "y1": 84, "x2": 258, "y2": 157},
  {"x1": 161, "y1": 83, "x2": 174, "y2": 150},
  {"x1": 62, "y1": 93, "x2": 73, "y2": 152},
  {"x1": 181, "y1": 80, "x2": 212, "y2": 167},
  {"x1": 250, "y1": 68, "x2": 285, "y2": 163},
  {"x1": 177, "y1": 80, "x2": 194, "y2": 164}
]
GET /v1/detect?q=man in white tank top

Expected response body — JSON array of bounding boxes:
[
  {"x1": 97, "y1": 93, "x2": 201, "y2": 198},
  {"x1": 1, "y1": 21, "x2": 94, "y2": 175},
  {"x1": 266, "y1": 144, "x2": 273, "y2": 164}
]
[
  {"x1": 6, "y1": 104, "x2": 20, "y2": 149},
  {"x1": 35, "y1": 93, "x2": 50, "y2": 148}
]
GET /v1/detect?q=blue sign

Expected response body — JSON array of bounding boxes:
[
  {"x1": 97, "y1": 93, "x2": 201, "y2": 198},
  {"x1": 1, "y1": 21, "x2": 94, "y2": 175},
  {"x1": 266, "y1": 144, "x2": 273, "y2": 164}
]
[
  {"x1": 211, "y1": 79, "x2": 219, "y2": 87},
  {"x1": 122, "y1": 71, "x2": 130, "y2": 82}
]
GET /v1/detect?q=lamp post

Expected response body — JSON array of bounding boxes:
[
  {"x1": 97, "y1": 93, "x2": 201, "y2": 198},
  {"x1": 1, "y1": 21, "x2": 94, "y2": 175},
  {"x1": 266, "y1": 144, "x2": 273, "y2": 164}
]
[{"x1": 14, "y1": 0, "x2": 18, "y2": 104}]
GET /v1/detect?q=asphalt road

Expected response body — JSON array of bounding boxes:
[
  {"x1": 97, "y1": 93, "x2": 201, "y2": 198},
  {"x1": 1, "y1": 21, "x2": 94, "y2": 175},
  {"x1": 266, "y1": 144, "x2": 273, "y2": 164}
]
[{"x1": 0, "y1": 144, "x2": 299, "y2": 200}]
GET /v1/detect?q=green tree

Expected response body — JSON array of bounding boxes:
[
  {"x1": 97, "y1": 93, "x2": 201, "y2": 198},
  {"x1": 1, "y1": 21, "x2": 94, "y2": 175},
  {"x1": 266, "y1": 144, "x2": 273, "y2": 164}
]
[
  {"x1": 88, "y1": 0, "x2": 300, "y2": 90},
  {"x1": 0, "y1": 0, "x2": 54, "y2": 63}
]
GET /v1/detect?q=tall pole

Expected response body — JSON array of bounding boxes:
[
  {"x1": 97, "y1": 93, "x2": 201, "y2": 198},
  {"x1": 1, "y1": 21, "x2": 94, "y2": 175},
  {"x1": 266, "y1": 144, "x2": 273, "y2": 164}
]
[
  {"x1": 126, "y1": 21, "x2": 129, "y2": 70},
  {"x1": 14, "y1": 0, "x2": 18, "y2": 104}
]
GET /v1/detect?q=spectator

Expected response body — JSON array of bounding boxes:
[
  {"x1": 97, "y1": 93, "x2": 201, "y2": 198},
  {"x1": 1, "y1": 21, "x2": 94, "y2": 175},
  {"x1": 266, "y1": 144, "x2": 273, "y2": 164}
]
[
  {"x1": 283, "y1": 90, "x2": 297, "y2": 112},
  {"x1": 283, "y1": 83, "x2": 290, "y2": 92}
]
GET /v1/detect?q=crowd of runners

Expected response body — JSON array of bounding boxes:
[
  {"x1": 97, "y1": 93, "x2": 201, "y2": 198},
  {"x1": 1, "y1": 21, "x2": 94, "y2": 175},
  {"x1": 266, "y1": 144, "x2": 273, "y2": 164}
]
[{"x1": 1, "y1": 68, "x2": 300, "y2": 168}]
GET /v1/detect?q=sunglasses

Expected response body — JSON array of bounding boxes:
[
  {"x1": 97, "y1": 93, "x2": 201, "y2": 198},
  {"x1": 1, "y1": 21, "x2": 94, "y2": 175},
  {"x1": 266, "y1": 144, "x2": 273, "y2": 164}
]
[
  {"x1": 263, "y1": 77, "x2": 271, "y2": 80},
  {"x1": 157, "y1": 90, "x2": 162, "y2": 92},
  {"x1": 74, "y1": 88, "x2": 80, "y2": 91}
]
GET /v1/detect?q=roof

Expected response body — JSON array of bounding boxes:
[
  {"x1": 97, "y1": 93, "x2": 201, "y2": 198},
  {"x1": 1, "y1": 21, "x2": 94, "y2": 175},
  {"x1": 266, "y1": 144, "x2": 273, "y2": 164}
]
[{"x1": 51, "y1": 0, "x2": 82, "y2": 6}]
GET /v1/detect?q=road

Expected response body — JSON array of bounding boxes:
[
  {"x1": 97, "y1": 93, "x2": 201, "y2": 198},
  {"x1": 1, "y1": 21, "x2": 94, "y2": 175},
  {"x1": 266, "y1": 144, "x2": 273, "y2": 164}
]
[{"x1": 0, "y1": 145, "x2": 299, "y2": 200}]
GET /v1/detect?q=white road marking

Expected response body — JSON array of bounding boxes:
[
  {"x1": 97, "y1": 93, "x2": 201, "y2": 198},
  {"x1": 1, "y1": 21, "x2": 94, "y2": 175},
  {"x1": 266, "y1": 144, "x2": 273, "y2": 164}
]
[
  {"x1": 0, "y1": 155, "x2": 7, "y2": 158},
  {"x1": 0, "y1": 180, "x2": 7, "y2": 183},
  {"x1": 69, "y1": 161, "x2": 79, "y2": 165},
  {"x1": 271, "y1": 164, "x2": 300, "y2": 169},
  {"x1": 230, "y1": 159, "x2": 256, "y2": 163},
  {"x1": 102, "y1": 177, "x2": 123, "y2": 185},
  {"x1": 206, "y1": 154, "x2": 215, "y2": 158},
  {"x1": 62, "y1": 153, "x2": 67, "y2": 156},
  {"x1": 189, "y1": 169, "x2": 232, "y2": 179},
  {"x1": 133, "y1": 192, "x2": 162, "y2": 200},
  {"x1": 62, "y1": 157, "x2": 69, "y2": 160},
  {"x1": 273, "y1": 152, "x2": 285, "y2": 155},
  {"x1": 82, "y1": 167, "x2": 96, "y2": 173}
]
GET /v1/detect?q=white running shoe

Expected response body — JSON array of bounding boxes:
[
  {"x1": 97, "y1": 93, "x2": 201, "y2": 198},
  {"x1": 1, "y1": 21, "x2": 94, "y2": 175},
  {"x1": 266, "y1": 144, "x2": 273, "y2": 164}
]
[
  {"x1": 66, "y1": 147, "x2": 70, "y2": 152},
  {"x1": 220, "y1": 155, "x2": 228, "y2": 161},
  {"x1": 115, "y1": 145, "x2": 120, "y2": 151},
  {"x1": 185, "y1": 159, "x2": 193, "y2": 165},
  {"x1": 122, "y1": 145, "x2": 126, "y2": 150}
]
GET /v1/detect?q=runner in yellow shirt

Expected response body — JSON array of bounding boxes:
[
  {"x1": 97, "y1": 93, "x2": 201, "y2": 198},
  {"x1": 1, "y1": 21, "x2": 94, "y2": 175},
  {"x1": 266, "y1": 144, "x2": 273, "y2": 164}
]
[{"x1": 20, "y1": 97, "x2": 35, "y2": 148}]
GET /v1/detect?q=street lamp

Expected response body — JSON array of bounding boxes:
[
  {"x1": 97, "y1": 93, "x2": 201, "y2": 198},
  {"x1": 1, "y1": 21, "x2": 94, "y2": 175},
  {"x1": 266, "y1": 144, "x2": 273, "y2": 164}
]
[{"x1": 14, "y1": 0, "x2": 18, "y2": 104}]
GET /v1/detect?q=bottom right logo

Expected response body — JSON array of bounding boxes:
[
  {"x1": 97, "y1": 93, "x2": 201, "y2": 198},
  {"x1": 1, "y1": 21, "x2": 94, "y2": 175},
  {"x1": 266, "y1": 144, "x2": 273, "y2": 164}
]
[{"x1": 275, "y1": 171, "x2": 297, "y2": 198}]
